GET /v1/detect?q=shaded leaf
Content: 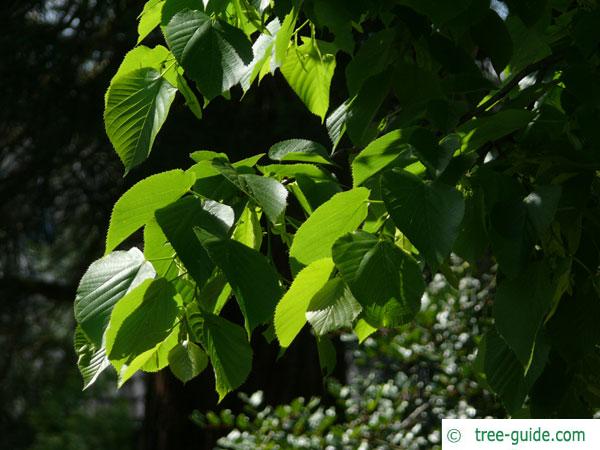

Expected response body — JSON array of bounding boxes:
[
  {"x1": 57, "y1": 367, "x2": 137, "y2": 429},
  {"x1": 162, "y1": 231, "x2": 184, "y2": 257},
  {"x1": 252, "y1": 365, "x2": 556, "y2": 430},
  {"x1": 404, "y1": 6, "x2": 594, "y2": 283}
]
[
  {"x1": 187, "y1": 306, "x2": 252, "y2": 401},
  {"x1": 383, "y1": 169, "x2": 465, "y2": 268},
  {"x1": 168, "y1": 340, "x2": 209, "y2": 383},
  {"x1": 333, "y1": 232, "x2": 424, "y2": 327}
]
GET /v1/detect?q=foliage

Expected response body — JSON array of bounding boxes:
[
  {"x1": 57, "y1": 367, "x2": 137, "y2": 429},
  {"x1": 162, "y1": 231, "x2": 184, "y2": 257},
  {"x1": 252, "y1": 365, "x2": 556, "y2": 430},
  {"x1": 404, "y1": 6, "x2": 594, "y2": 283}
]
[
  {"x1": 74, "y1": 0, "x2": 600, "y2": 417},
  {"x1": 197, "y1": 262, "x2": 505, "y2": 449}
]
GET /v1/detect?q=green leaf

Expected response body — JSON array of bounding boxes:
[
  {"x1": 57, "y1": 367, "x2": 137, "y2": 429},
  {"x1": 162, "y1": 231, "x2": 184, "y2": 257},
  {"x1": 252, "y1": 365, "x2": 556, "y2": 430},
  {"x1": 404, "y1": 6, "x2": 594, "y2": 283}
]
[
  {"x1": 161, "y1": 0, "x2": 199, "y2": 26},
  {"x1": 454, "y1": 190, "x2": 488, "y2": 264},
  {"x1": 143, "y1": 219, "x2": 178, "y2": 279},
  {"x1": 393, "y1": 62, "x2": 444, "y2": 108},
  {"x1": 482, "y1": 328, "x2": 549, "y2": 414},
  {"x1": 332, "y1": 232, "x2": 424, "y2": 328},
  {"x1": 326, "y1": 99, "x2": 351, "y2": 150},
  {"x1": 231, "y1": 204, "x2": 263, "y2": 250},
  {"x1": 316, "y1": 335, "x2": 336, "y2": 376},
  {"x1": 165, "y1": 9, "x2": 253, "y2": 99},
  {"x1": 105, "y1": 169, "x2": 195, "y2": 254},
  {"x1": 489, "y1": 200, "x2": 530, "y2": 278},
  {"x1": 212, "y1": 160, "x2": 288, "y2": 224},
  {"x1": 74, "y1": 247, "x2": 155, "y2": 346},
  {"x1": 187, "y1": 307, "x2": 252, "y2": 401},
  {"x1": 494, "y1": 261, "x2": 555, "y2": 368},
  {"x1": 74, "y1": 326, "x2": 111, "y2": 390},
  {"x1": 354, "y1": 318, "x2": 377, "y2": 343},
  {"x1": 524, "y1": 185, "x2": 562, "y2": 237},
  {"x1": 194, "y1": 229, "x2": 282, "y2": 335},
  {"x1": 410, "y1": 128, "x2": 456, "y2": 178},
  {"x1": 241, "y1": 19, "x2": 281, "y2": 91},
  {"x1": 155, "y1": 196, "x2": 232, "y2": 286},
  {"x1": 238, "y1": 174, "x2": 288, "y2": 224},
  {"x1": 275, "y1": 258, "x2": 335, "y2": 348},
  {"x1": 470, "y1": 9, "x2": 513, "y2": 74},
  {"x1": 104, "y1": 68, "x2": 177, "y2": 171},
  {"x1": 506, "y1": 16, "x2": 551, "y2": 74},
  {"x1": 139, "y1": 327, "x2": 180, "y2": 373},
  {"x1": 289, "y1": 187, "x2": 370, "y2": 271},
  {"x1": 346, "y1": 70, "x2": 393, "y2": 147},
  {"x1": 345, "y1": 29, "x2": 396, "y2": 95},
  {"x1": 351, "y1": 129, "x2": 414, "y2": 187},
  {"x1": 105, "y1": 278, "x2": 182, "y2": 377},
  {"x1": 138, "y1": 0, "x2": 165, "y2": 44},
  {"x1": 306, "y1": 278, "x2": 361, "y2": 335},
  {"x1": 268, "y1": 139, "x2": 333, "y2": 165},
  {"x1": 457, "y1": 109, "x2": 535, "y2": 154},
  {"x1": 383, "y1": 169, "x2": 465, "y2": 268},
  {"x1": 168, "y1": 340, "x2": 209, "y2": 383},
  {"x1": 281, "y1": 38, "x2": 337, "y2": 121},
  {"x1": 113, "y1": 46, "x2": 172, "y2": 82},
  {"x1": 274, "y1": 9, "x2": 296, "y2": 66}
]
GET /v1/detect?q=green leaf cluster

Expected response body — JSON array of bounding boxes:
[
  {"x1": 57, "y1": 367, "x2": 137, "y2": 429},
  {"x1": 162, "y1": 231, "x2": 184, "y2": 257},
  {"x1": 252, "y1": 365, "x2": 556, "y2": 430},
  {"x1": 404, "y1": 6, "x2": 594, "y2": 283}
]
[{"x1": 74, "y1": 0, "x2": 600, "y2": 415}]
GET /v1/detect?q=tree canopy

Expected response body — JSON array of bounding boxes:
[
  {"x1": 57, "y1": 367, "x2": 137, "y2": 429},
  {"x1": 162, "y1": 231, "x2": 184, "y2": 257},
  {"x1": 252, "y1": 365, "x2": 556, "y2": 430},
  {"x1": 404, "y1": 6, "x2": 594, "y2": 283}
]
[{"x1": 74, "y1": 0, "x2": 600, "y2": 418}]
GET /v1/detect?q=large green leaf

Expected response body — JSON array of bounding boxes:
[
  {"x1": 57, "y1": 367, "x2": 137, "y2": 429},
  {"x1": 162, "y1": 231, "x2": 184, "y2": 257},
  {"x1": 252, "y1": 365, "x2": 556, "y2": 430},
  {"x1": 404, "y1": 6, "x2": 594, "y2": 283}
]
[
  {"x1": 289, "y1": 187, "x2": 370, "y2": 271},
  {"x1": 268, "y1": 139, "x2": 333, "y2": 165},
  {"x1": 194, "y1": 229, "x2": 282, "y2": 334},
  {"x1": 165, "y1": 9, "x2": 253, "y2": 99},
  {"x1": 493, "y1": 261, "x2": 555, "y2": 368},
  {"x1": 168, "y1": 340, "x2": 209, "y2": 383},
  {"x1": 482, "y1": 328, "x2": 549, "y2": 414},
  {"x1": 382, "y1": 169, "x2": 465, "y2": 268},
  {"x1": 74, "y1": 247, "x2": 155, "y2": 346},
  {"x1": 352, "y1": 129, "x2": 415, "y2": 187},
  {"x1": 74, "y1": 326, "x2": 111, "y2": 390},
  {"x1": 187, "y1": 306, "x2": 252, "y2": 401},
  {"x1": 155, "y1": 196, "x2": 232, "y2": 286},
  {"x1": 306, "y1": 278, "x2": 362, "y2": 335},
  {"x1": 274, "y1": 258, "x2": 335, "y2": 348},
  {"x1": 332, "y1": 232, "x2": 424, "y2": 328},
  {"x1": 105, "y1": 278, "x2": 182, "y2": 382},
  {"x1": 106, "y1": 169, "x2": 195, "y2": 254},
  {"x1": 281, "y1": 38, "x2": 336, "y2": 121},
  {"x1": 104, "y1": 68, "x2": 177, "y2": 171}
]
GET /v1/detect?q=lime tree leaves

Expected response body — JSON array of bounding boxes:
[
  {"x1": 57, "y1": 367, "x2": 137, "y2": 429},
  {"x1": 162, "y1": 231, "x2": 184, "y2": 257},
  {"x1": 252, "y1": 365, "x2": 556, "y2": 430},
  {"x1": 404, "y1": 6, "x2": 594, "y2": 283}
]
[
  {"x1": 289, "y1": 187, "x2": 370, "y2": 271},
  {"x1": 165, "y1": 9, "x2": 253, "y2": 100},
  {"x1": 281, "y1": 38, "x2": 337, "y2": 121},
  {"x1": 383, "y1": 169, "x2": 465, "y2": 269},
  {"x1": 332, "y1": 232, "x2": 424, "y2": 328},
  {"x1": 105, "y1": 170, "x2": 195, "y2": 253},
  {"x1": 74, "y1": 247, "x2": 155, "y2": 346},
  {"x1": 86, "y1": 0, "x2": 599, "y2": 415},
  {"x1": 104, "y1": 68, "x2": 177, "y2": 171}
]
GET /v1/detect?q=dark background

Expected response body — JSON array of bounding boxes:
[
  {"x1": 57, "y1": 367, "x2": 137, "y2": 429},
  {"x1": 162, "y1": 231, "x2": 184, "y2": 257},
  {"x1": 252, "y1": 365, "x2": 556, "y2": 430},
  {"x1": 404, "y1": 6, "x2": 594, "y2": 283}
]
[{"x1": 0, "y1": 1, "x2": 343, "y2": 448}]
